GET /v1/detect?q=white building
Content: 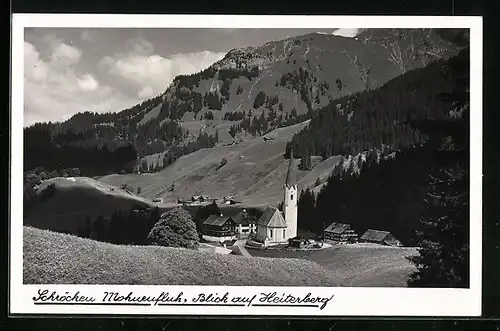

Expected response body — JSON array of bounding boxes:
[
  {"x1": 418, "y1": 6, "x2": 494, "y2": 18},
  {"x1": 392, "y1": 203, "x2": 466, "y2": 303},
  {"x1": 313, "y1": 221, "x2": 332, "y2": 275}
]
[
  {"x1": 255, "y1": 148, "x2": 298, "y2": 246},
  {"x1": 233, "y1": 209, "x2": 257, "y2": 238}
]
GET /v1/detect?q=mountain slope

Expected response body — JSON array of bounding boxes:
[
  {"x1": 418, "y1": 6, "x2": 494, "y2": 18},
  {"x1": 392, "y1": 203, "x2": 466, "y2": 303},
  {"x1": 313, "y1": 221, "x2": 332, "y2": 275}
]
[
  {"x1": 24, "y1": 29, "x2": 461, "y2": 172},
  {"x1": 145, "y1": 29, "x2": 459, "y2": 137},
  {"x1": 97, "y1": 46, "x2": 468, "y2": 208},
  {"x1": 98, "y1": 120, "x2": 314, "y2": 207}
]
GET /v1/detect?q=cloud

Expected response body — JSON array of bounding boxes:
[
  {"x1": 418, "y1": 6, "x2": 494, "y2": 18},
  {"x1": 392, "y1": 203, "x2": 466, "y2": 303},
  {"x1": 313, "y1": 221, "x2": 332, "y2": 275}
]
[
  {"x1": 77, "y1": 74, "x2": 99, "y2": 91},
  {"x1": 50, "y1": 42, "x2": 82, "y2": 67},
  {"x1": 101, "y1": 37, "x2": 226, "y2": 99},
  {"x1": 80, "y1": 30, "x2": 96, "y2": 42},
  {"x1": 24, "y1": 41, "x2": 140, "y2": 126},
  {"x1": 125, "y1": 36, "x2": 155, "y2": 55},
  {"x1": 332, "y1": 28, "x2": 361, "y2": 38},
  {"x1": 24, "y1": 35, "x2": 227, "y2": 126}
]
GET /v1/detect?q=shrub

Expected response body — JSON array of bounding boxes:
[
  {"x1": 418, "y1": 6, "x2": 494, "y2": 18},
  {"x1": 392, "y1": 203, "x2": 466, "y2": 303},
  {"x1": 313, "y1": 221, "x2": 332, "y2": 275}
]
[
  {"x1": 205, "y1": 111, "x2": 214, "y2": 120},
  {"x1": 68, "y1": 168, "x2": 80, "y2": 177},
  {"x1": 137, "y1": 187, "x2": 142, "y2": 194},
  {"x1": 147, "y1": 207, "x2": 199, "y2": 249},
  {"x1": 218, "y1": 157, "x2": 228, "y2": 170},
  {"x1": 26, "y1": 173, "x2": 42, "y2": 187},
  {"x1": 253, "y1": 91, "x2": 266, "y2": 109}
]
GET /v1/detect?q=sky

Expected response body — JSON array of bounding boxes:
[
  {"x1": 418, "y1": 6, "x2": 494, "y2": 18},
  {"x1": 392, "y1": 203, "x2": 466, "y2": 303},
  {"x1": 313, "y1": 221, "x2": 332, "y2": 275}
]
[{"x1": 23, "y1": 28, "x2": 361, "y2": 126}]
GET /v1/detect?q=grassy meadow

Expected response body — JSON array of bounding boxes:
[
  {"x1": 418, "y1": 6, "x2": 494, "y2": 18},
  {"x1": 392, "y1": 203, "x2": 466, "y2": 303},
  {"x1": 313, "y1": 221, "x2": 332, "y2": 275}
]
[
  {"x1": 248, "y1": 243, "x2": 419, "y2": 287},
  {"x1": 24, "y1": 226, "x2": 343, "y2": 286}
]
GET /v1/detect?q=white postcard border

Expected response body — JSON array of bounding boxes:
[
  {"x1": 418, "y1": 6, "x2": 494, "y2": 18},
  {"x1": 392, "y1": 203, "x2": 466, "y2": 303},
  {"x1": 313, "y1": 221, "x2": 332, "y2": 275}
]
[{"x1": 10, "y1": 14, "x2": 483, "y2": 317}]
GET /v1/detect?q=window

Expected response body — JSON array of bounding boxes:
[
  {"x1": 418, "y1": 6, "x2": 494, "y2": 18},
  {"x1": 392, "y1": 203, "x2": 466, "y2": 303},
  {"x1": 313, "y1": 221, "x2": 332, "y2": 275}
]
[
  {"x1": 283, "y1": 229, "x2": 286, "y2": 238},
  {"x1": 291, "y1": 194, "x2": 294, "y2": 200},
  {"x1": 270, "y1": 229, "x2": 273, "y2": 238}
]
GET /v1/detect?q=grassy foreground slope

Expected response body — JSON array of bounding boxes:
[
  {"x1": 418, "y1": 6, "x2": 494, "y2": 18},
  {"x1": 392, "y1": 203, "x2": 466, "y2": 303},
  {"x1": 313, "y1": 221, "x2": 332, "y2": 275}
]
[
  {"x1": 24, "y1": 177, "x2": 155, "y2": 235},
  {"x1": 249, "y1": 244, "x2": 419, "y2": 287},
  {"x1": 23, "y1": 227, "x2": 342, "y2": 286}
]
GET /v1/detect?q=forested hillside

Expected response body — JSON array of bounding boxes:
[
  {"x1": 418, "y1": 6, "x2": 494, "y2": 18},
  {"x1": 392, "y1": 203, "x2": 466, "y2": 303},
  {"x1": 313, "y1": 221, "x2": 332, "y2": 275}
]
[
  {"x1": 285, "y1": 48, "x2": 469, "y2": 159},
  {"x1": 23, "y1": 29, "x2": 461, "y2": 178},
  {"x1": 296, "y1": 44, "x2": 469, "y2": 287}
]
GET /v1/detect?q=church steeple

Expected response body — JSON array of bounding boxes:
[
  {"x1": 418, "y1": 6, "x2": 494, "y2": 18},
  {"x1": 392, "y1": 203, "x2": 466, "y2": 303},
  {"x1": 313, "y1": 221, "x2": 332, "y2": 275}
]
[{"x1": 285, "y1": 146, "x2": 296, "y2": 187}]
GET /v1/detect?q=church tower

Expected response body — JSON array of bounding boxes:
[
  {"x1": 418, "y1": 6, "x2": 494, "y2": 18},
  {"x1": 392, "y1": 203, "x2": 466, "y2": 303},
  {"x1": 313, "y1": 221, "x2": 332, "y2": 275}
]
[{"x1": 283, "y1": 147, "x2": 298, "y2": 240}]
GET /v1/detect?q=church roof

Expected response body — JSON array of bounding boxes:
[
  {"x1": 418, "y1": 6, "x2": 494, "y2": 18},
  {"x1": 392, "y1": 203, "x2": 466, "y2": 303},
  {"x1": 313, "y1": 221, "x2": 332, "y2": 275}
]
[
  {"x1": 258, "y1": 207, "x2": 287, "y2": 228},
  {"x1": 285, "y1": 147, "x2": 296, "y2": 187}
]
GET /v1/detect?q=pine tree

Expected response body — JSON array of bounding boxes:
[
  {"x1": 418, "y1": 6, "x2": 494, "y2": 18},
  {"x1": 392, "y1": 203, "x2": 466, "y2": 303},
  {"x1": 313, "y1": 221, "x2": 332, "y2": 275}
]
[
  {"x1": 298, "y1": 188, "x2": 317, "y2": 234},
  {"x1": 407, "y1": 47, "x2": 469, "y2": 288},
  {"x1": 407, "y1": 158, "x2": 469, "y2": 287}
]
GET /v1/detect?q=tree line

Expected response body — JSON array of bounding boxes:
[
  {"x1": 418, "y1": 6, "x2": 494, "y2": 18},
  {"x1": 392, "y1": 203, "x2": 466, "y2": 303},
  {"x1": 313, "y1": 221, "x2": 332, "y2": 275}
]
[
  {"x1": 24, "y1": 123, "x2": 139, "y2": 177},
  {"x1": 296, "y1": 146, "x2": 433, "y2": 245},
  {"x1": 76, "y1": 207, "x2": 161, "y2": 245}
]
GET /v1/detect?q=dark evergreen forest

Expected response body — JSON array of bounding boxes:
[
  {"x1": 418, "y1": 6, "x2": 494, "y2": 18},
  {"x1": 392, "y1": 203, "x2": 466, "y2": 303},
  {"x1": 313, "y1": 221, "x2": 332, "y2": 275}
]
[
  {"x1": 285, "y1": 49, "x2": 469, "y2": 159},
  {"x1": 296, "y1": 46, "x2": 470, "y2": 287}
]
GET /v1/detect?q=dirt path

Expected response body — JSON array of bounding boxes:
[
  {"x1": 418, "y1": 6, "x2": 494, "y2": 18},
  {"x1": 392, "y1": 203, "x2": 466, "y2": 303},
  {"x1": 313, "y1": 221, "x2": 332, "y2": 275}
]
[{"x1": 235, "y1": 239, "x2": 252, "y2": 257}]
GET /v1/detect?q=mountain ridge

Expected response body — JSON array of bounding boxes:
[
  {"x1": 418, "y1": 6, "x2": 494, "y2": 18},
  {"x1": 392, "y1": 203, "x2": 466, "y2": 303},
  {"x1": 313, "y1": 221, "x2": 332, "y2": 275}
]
[{"x1": 24, "y1": 29, "x2": 461, "y2": 161}]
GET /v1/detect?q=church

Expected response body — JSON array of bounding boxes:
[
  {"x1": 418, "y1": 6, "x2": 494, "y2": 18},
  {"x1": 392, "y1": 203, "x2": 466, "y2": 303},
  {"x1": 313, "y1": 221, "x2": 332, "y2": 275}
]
[{"x1": 254, "y1": 148, "x2": 298, "y2": 246}]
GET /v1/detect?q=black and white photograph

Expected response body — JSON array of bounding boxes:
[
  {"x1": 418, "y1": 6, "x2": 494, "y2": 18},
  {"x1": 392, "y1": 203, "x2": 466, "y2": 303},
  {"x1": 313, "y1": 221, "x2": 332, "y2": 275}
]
[{"x1": 10, "y1": 14, "x2": 482, "y2": 317}]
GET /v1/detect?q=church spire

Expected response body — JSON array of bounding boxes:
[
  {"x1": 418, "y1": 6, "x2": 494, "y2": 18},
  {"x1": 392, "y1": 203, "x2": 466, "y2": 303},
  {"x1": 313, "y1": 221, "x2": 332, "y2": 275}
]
[{"x1": 285, "y1": 146, "x2": 296, "y2": 187}]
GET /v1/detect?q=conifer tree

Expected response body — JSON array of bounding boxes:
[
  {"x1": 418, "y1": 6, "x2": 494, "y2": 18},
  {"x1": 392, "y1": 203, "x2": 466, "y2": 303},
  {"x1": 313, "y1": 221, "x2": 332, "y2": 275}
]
[{"x1": 407, "y1": 46, "x2": 469, "y2": 288}]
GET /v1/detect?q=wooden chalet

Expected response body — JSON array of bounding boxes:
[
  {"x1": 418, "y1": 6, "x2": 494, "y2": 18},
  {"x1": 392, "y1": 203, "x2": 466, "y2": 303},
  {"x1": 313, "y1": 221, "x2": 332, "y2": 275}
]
[
  {"x1": 359, "y1": 229, "x2": 402, "y2": 247},
  {"x1": 233, "y1": 209, "x2": 257, "y2": 238},
  {"x1": 201, "y1": 214, "x2": 237, "y2": 242},
  {"x1": 324, "y1": 222, "x2": 358, "y2": 244}
]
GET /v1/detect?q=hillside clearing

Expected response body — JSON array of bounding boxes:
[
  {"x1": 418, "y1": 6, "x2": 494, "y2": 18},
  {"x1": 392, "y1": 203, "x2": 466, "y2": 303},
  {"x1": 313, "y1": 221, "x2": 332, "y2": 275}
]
[
  {"x1": 24, "y1": 177, "x2": 155, "y2": 235},
  {"x1": 24, "y1": 227, "x2": 343, "y2": 286},
  {"x1": 249, "y1": 243, "x2": 419, "y2": 287},
  {"x1": 98, "y1": 120, "x2": 342, "y2": 208}
]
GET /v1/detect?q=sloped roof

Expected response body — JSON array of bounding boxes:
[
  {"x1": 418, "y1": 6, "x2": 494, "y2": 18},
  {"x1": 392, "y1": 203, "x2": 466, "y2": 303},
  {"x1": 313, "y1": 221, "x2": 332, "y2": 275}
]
[
  {"x1": 258, "y1": 207, "x2": 287, "y2": 228},
  {"x1": 360, "y1": 229, "x2": 390, "y2": 242},
  {"x1": 233, "y1": 211, "x2": 256, "y2": 225},
  {"x1": 285, "y1": 148, "x2": 296, "y2": 187},
  {"x1": 203, "y1": 215, "x2": 234, "y2": 226},
  {"x1": 324, "y1": 222, "x2": 351, "y2": 234}
]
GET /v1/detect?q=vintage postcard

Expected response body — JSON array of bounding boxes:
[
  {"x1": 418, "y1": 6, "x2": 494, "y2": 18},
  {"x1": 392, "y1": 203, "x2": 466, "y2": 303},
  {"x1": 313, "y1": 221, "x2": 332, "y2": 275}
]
[{"x1": 10, "y1": 14, "x2": 482, "y2": 317}]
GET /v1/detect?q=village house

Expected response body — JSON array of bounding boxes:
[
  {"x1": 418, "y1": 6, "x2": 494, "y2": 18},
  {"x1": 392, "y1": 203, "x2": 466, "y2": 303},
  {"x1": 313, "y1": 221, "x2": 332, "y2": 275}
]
[
  {"x1": 359, "y1": 229, "x2": 402, "y2": 247},
  {"x1": 324, "y1": 222, "x2": 358, "y2": 244},
  {"x1": 253, "y1": 148, "x2": 298, "y2": 247},
  {"x1": 288, "y1": 237, "x2": 320, "y2": 248},
  {"x1": 201, "y1": 214, "x2": 237, "y2": 243},
  {"x1": 233, "y1": 209, "x2": 257, "y2": 238}
]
